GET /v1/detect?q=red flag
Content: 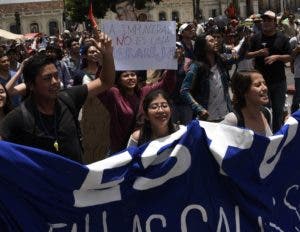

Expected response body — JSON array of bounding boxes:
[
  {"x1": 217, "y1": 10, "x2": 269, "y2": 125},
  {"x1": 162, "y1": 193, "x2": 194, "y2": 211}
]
[{"x1": 88, "y1": 1, "x2": 97, "y2": 28}]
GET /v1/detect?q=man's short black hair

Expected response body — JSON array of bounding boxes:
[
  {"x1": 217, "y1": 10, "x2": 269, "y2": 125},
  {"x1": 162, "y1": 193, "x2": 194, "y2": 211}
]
[
  {"x1": 0, "y1": 52, "x2": 7, "y2": 59},
  {"x1": 66, "y1": 38, "x2": 79, "y2": 49},
  {"x1": 23, "y1": 53, "x2": 56, "y2": 87},
  {"x1": 6, "y1": 48, "x2": 17, "y2": 55}
]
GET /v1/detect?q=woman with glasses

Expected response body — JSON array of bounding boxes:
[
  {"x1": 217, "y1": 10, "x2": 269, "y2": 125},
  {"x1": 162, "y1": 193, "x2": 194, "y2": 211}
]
[
  {"x1": 98, "y1": 69, "x2": 176, "y2": 154},
  {"x1": 127, "y1": 89, "x2": 180, "y2": 147}
]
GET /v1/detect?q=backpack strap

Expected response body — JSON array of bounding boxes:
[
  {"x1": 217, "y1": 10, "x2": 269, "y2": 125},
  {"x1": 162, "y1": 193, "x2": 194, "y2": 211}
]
[
  {"x1": 261, "y1": 106, "x2": 272, "y2": 129},
  {"x1": 20, "y1": 101, "x2": 36, "y2": 134},
  {"x1": 232, "y1": 109, "x2": 245, "y2": 128},
  {"x1": 234, "y1": 107, "x2": 272, "y2": 129},
  {"x1": 58, "y1": 91, "x2": 83, "y2": 152}
]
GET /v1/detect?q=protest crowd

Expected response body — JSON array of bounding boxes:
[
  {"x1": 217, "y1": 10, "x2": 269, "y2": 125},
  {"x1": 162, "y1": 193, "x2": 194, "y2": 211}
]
[{"x1": 0, "y1": 0, "x2": 299, "y2": 166}]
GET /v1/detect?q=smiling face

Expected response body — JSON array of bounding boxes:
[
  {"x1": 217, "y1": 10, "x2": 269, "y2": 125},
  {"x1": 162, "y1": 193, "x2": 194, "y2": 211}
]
[
  {"x1": 0, "y1": 83, "x2": 7, "y2": 109},
  {"x1": 31, "y1": 63, "x2": 60, "y2": 101},
  {"x1": 146, "y1": 94, "x2": 171, "y2": 130},
  {"x1": 119, "y1": 71, "x2": 137, "y2": 92},
  {"x1": 205, "y1": 35, "x2": 217, "y2": 53},
  {"x1": 244, "y1": 72, "x2": 269, "y2": 106},
  {"x1": 87, "y1": 45, "x2": 103, "y2": 65}
]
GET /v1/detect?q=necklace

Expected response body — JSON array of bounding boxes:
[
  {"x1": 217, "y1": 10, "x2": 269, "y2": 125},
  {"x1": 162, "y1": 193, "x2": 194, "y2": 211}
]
[{"x1": 37, "y1": 109, "x2": 59, "y2": 152}]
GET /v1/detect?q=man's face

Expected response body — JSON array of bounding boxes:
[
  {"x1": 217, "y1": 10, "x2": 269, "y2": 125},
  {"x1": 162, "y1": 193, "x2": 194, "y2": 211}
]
[
  {"x1": 32, "y1": 63, "x2": 60, "y2": 101},
  {"x1": 115, "y1": 0, "x2": 136, "y2": 21},
  {"x1": 71, "y1": 41, "x2": 80, "y2": 54},
  {"x1": 288, "y1": 15, "x2": 295, "y2": 23},
  {"x1": 0, "y1": 56, "x2": 10, "y2": 71},
  {"x1": 181, "y1": 25, "x2": 196, "y2": 40},
  {"x1": 262, "y1": 17, "x2": 276, "y2": 34},
  {"x1": 212, "y1": 33, "x2": 223, "y2": 51}
]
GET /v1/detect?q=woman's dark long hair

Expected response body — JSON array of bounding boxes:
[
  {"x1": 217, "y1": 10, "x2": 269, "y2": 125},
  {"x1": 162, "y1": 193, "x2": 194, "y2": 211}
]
[
  {"x1": 115, "y1": 70, "x2": 140, "y2": 96},
  {"x1": 138, "y1": 89, "x2": 178, "y2": 146},
  {"x1": 193, "y1": 35, "x2": 211, "y2": 65},
  {"x1": 190, "y1": 35, "x2": 212, "y2": 98},
  {"x1": 231, "y1": 70, "x2": 260, "y2": 111},
  {"x1": 191, "y1": 35, "x2": 228, "y2": 99},
  {"x1": 0, "y1": 83, "x2": 13, "y2": 115}
]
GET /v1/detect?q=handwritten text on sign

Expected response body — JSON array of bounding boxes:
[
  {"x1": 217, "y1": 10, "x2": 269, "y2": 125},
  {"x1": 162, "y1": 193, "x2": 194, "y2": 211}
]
[{"x1": 102, "y1": 20, "x2": 177, "y2": 71}]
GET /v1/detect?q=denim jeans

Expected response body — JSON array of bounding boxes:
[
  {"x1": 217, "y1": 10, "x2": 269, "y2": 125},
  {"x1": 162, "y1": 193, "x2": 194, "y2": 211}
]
[
  {"x1": 292, "y1": 78, "x2": 300, "y2": 113},
  {"x1": 268, "y1": 80, "x2": 287, "y2": 133}
]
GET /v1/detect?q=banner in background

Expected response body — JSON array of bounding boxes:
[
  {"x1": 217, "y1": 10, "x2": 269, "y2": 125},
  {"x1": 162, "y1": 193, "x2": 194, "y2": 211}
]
[
  {"x1": 101, "y1": 20, "x2": 177, "y2": 71},
  {"x1": 0, "y1": 29, "x2": 24, "y2": 41},
  {"x1": 0, "y1": 112, "x2": 300, "y2": 231}
]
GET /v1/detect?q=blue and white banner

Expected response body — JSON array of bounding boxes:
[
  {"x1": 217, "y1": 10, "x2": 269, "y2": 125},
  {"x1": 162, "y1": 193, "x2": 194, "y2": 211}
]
[{"x1": 1, "y1": 112, "x2": 300, "y2": 231}]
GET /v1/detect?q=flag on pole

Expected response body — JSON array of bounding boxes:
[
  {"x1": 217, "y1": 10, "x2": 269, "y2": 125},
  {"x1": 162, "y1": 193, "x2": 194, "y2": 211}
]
[{"x1": 88, "y1": 0, "x2": 98, "y2": 28}]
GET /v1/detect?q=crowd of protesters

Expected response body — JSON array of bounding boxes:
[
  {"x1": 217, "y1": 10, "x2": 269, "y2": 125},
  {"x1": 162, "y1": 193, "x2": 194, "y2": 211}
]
[{"x1": 0, "y1": 4, "x2": 299, "y2": 164}]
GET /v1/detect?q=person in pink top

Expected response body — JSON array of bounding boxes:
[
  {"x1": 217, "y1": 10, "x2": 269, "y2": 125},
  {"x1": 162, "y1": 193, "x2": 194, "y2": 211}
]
[{"x1": 98, "y1": 69, "x2": 176, "y2": 154}]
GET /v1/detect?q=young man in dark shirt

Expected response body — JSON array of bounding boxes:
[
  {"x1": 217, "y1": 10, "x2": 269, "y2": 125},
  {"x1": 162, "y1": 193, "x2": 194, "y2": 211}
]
[
  {"x1": 246, "y1": 10, "x2": 292, "y2": 132},
  {"x1": 0, "y1": 32, "x2": 115, "y2": 163}
]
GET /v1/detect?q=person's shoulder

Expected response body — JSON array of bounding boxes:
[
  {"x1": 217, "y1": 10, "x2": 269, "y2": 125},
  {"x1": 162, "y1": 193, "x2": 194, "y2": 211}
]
[
  {"x1": 276, "y1": 31, "x2": 289, "y2": 40},
  {"x1": 5, "y1": 105, "x2": 22, "y2": 117},
  {"x1": 105, "y1": 86, "x2": 121, "y2": 98},
  {"x1": 131, "y1": 129, "x2": 141, "y2": 142},
  {"x1": 189, "y1": 61, "x2": 202, "y2": 71},
  {"x1": 1, "y1": 105, "x2": 23, "y2": 127},
  {"x1": 252, "y1": 32, "x2": 262, "y2": 40},
  {"x1": 98, "y1": 86, "x2": 121, "y2": 101},
  {"x1": 109, "y1": 86, "x2": 120, "y2": 93},
  {"x1": 61, "y1": 84, "x2": 87, "y2": 95},
  {"x1": 220, "y1": 112, "x2": 238, "y2": 126}
]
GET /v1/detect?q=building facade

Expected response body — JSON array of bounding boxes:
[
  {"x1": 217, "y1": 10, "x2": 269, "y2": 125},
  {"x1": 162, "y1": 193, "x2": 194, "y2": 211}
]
[
  {"x1": 0, "y1": 0, "x2": 299, "y2": 36},
  {"x1": 0, "y1": 0, "x2": 64, "y2": 35},
  {"x1": 104, "y1": 0, "x2": 261, "y2": 23},
  {"x1": 104, "y1": 0, "x2": 300, "y2": 23}
]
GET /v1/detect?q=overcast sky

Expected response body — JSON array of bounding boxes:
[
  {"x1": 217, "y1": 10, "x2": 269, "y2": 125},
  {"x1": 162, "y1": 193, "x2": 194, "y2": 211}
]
[{"x1": 0, "y1": 0, "x2": 50, "y2": 4}]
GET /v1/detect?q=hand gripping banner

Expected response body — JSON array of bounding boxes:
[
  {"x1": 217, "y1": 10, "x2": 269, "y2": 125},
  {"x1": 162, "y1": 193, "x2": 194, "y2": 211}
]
[{"x1": 0, "y1": 112, "x2": 300, "y2": 231}]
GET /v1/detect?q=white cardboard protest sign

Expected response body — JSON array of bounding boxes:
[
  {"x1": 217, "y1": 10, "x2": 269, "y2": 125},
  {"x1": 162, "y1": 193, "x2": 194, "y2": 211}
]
[{"x1": 101, "y1": 20, "x2": 177, "y2": 71}]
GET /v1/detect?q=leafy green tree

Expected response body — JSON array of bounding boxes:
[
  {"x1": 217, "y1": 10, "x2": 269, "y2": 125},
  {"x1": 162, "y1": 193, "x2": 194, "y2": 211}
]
[{"x1": 64, "y1": 0, "x2": 162, "y2": 23}]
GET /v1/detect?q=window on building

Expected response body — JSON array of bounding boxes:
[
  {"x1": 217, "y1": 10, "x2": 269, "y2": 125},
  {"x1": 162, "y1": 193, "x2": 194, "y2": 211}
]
[
  {"x1": 30, "y1": 23, "x2": 39, "y2": 33},
  {"x1": 211, "y1": 9, "x2": 217, "y2": 18},
  {"x1": 10, "y1": 24, "x2": 18, "y2": 34},
  {"x1": 137, "y1": 13, "x2": 148, "y2": 21},
  {"x1": 49, "y1": 21, "x2": 58, "y2": 36},
  {"x1": 159, "y1": 12, "x2": 167, "y2": 21},
  {"x1": 172, "y1": 11, "x2": 180, "y2": 22}
]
